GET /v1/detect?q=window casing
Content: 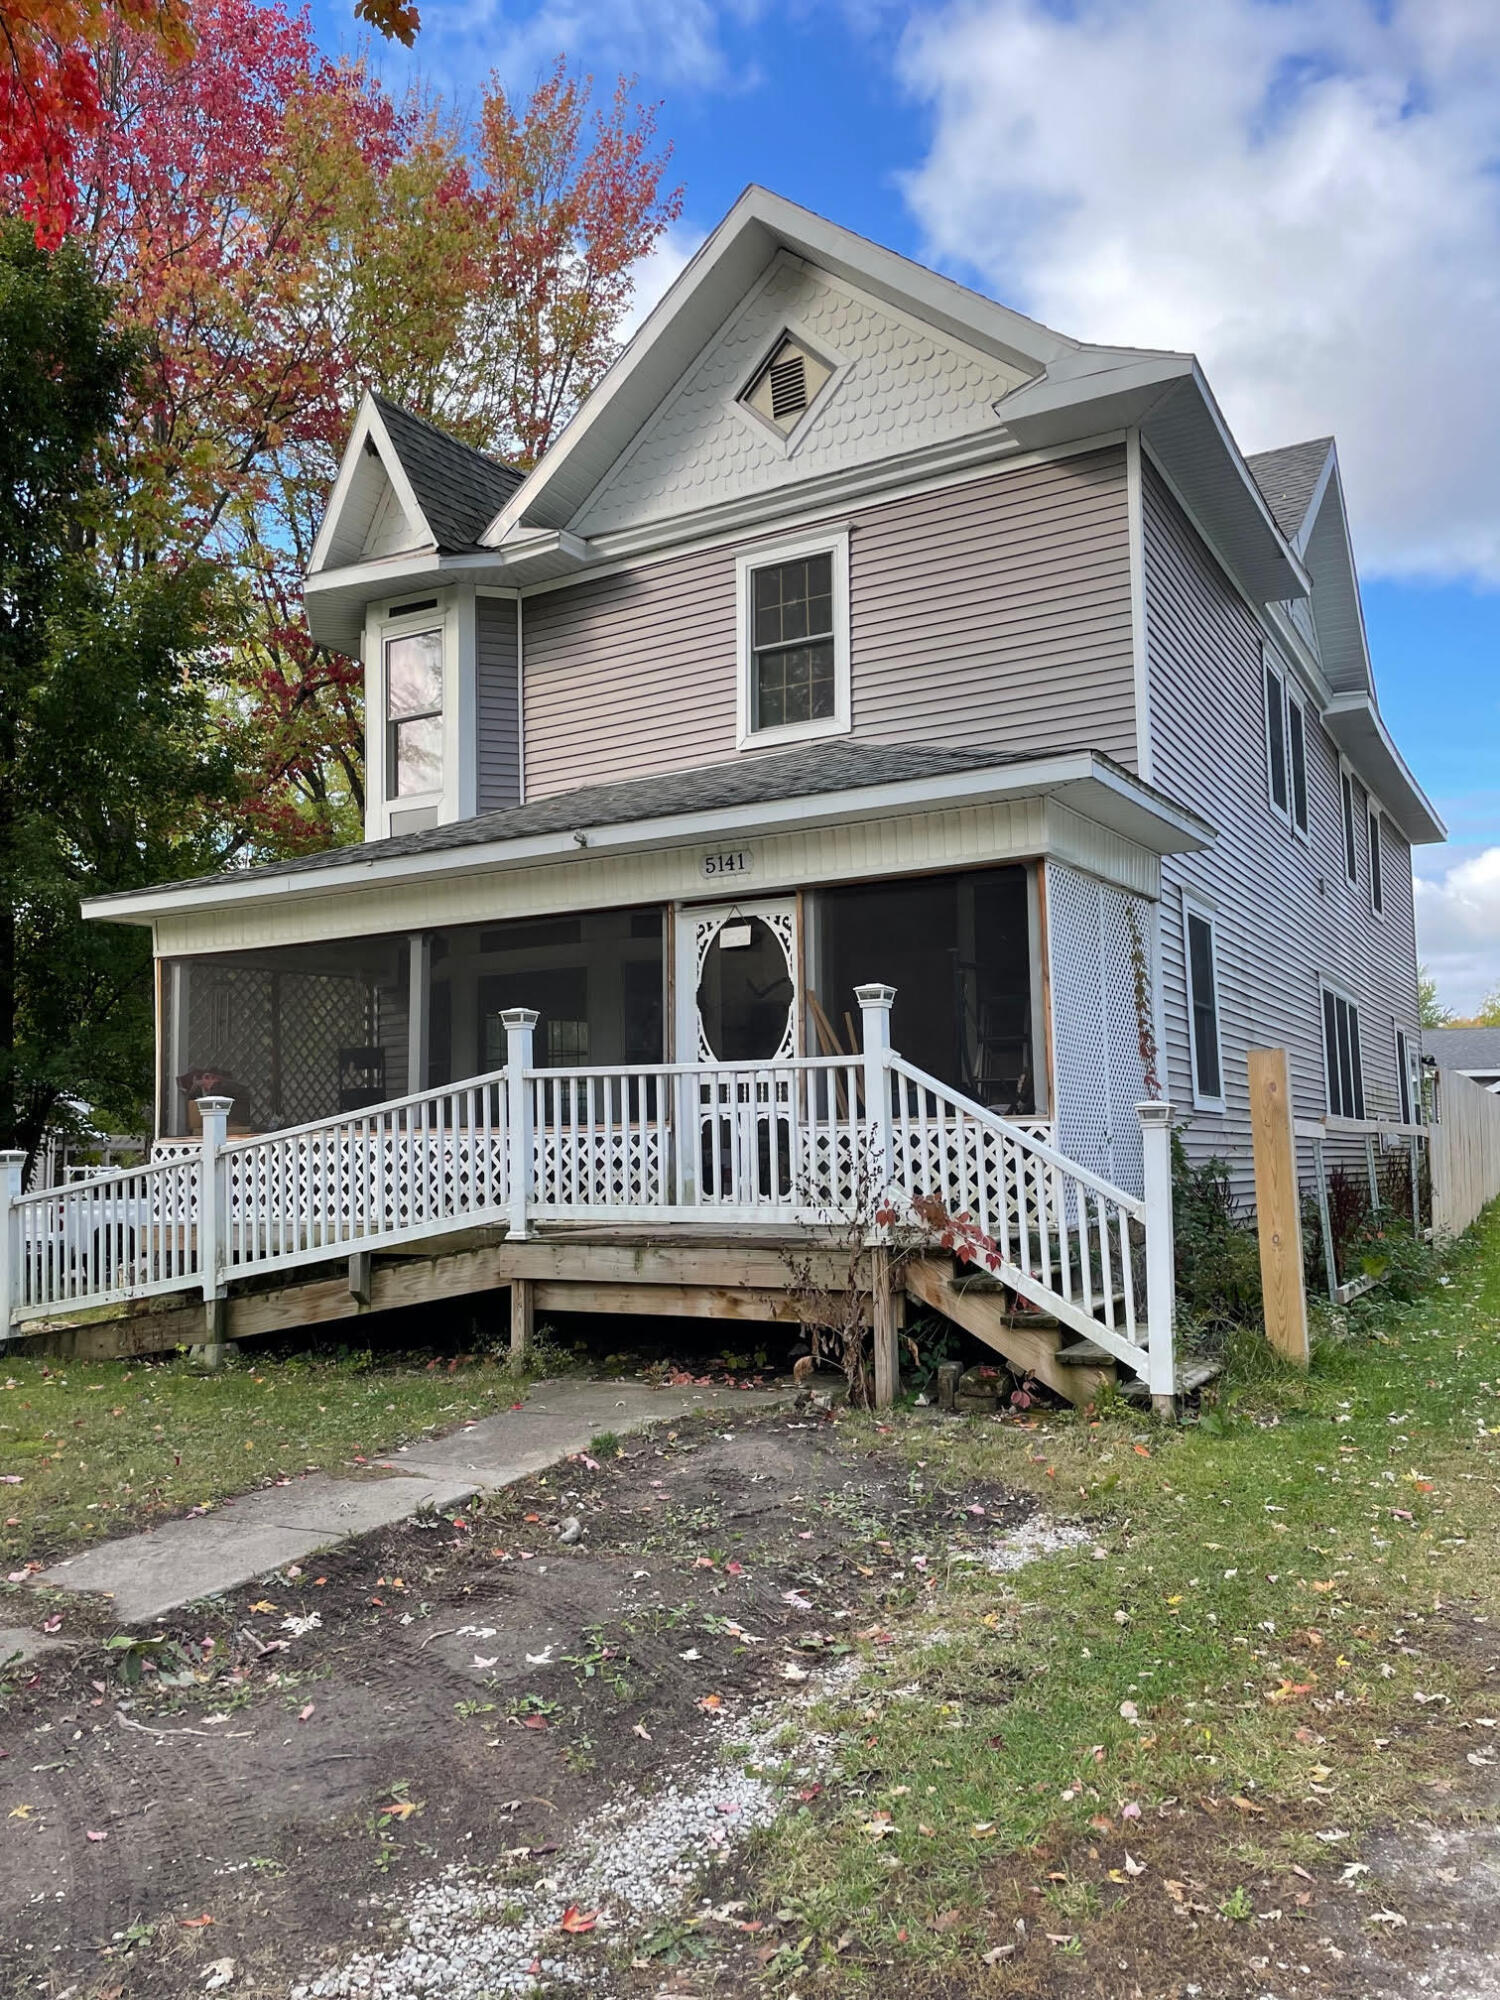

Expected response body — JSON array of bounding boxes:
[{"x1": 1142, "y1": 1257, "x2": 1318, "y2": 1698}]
[
  {"x1": 1322, "y1": 982, "x2": 1366, "y2": 1120},
  {"x1": 1395, "y1": 1025, "x2": 1421, "y2": 1126},
  {"x1": 1264, "y1": 656, "x2": 1289, "y2": 821},
  {"x1": 735, "y1": 530, "x2": 851, "y2": 749},
  {"x1": 385, "y1": 626, "x2": 444, "y2": 799},
  {"x1": 1367, "y1": 804, "x2": 1384, "y2": 915},
  {"x1": 1286, "y1": 694, "x2": 1309, "y2": 838},
  {"x1": 1340, "y1": 766, "x2": 1359, "y2": 882},
  {"x1": 1183, "y1": 895, "x2": 1225, "y2": 1110}
]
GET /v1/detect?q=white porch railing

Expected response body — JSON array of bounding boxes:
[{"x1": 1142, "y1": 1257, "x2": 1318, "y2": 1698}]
[{"x1": 0, "y1": 990, "x2": 1175, "y2": 1394}]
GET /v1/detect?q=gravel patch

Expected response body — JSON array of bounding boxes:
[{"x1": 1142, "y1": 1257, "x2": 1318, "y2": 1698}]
[{"x1": 950, "y1": 1513, "x2": 1093, "y2": 1572}]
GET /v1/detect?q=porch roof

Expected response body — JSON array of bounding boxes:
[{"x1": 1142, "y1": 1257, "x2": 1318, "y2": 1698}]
[{"x1": 84, "y1": 740, "x2": 1213, "y2": 927}]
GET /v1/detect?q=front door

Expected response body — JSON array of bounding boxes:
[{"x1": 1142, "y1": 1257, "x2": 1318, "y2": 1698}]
[{"x1": 673, "y1": 900, "x2": 799, "y2": 1204}]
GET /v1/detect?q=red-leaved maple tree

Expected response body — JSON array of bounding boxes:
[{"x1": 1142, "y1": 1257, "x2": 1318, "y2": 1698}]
[{"x1": 6, "y1": 0, "x2": 680, "y2": 857}]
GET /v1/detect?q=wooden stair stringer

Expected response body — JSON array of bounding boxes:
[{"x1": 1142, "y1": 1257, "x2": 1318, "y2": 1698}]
[{"x1": 902, "y1": 1257, "x2": 1115, "y2": 1409}]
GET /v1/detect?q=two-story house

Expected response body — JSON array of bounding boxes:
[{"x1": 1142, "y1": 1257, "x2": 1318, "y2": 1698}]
[{"x1": 63, "y1": 187, "x2": 1441, "y2": 1399}]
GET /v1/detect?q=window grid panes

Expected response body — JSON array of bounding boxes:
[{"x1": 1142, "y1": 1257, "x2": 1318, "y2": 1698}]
[
  {"x1": 385, "y1": 628, "x2": 443, "y2": 798},
  {"x1": 1186, "y1": 910, "x2": 1223, "y2": 1103},
  {"x1": 751, "y1": 553, "x2": 835, "y2": 731},
  {"x1": 1323, "y1": 987, "x2": 1366, "y2": 1119}
]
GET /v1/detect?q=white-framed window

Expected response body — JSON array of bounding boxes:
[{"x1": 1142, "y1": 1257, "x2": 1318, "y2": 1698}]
[
  {"x1": 1339, "y1": 762, "x2": 1359, "y2": 883},
  {"x1": 1395, "y1": 1024, "x2": 1421, "y2": 1125},
  {"x1": 735, "y1": 528, "x2": 851, "y2": 750},
  {"x1": 1264, "y1": 652, "x2": 1289, "y2": 822},
  {"x1": 383, "y1": 605, "x2": 445, "y2": 800},
  {"x1": 1367, "y1": 802, "x2": 1384, "y2": 915},
  {"x1": 1321, "y1": 980, "x2": 1366, "y2": 1119},
  {"x1": 1286, "y1": 692, "x2": 1310, "y2": 839},
  {"x1": 1182, "y1": 893, "x2": 1225, "y2": 1110}
]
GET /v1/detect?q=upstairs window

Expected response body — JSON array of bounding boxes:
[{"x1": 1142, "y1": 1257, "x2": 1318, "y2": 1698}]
[
  {"x1": 1368, "y1": 804, "x2": 1384, "y2": 915},
  {"x1": 385, "y1": 628, "x2": 444, "y2": 797},
  {"x1": 1340, "y1": 766, "x2": 1359, "y2": 882},
  {"x1": 736, "y1": 531, "x2": 850, "y2": 748},
  {"x1": 1322, "y1": 982, "x2": 1366, "y2": 1119},
  {"x1": 1264, "y1": 656, "x2": 1289, "y2": 820},
  {"x1": 1286, "y1": 693, "x2": 1309, "y2": 837},
  {"x1": 1183, "y1": 896, "x2": 1224, "y2": 1109}
]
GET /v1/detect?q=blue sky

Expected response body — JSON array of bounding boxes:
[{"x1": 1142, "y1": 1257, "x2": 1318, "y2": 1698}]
[{"x1": 309, "y1": 0, "x2": 1500, "y2": 1009}]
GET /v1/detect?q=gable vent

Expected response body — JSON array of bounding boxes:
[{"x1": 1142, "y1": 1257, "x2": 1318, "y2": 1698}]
[
  {"x1": 741, "y1": 334, "x2": 832, "y2": 437},
  {"x1": 769, "y1": 351, "x2": 807, "y2": 421}
]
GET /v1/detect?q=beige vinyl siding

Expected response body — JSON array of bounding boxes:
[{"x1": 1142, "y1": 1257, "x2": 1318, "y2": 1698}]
[
  {"x1": 1144, "y1": 462, "x2": 1419, "y2": 1183},
  {"x1": 475, "y1": 595, "x2": 521, "y2": 812},
  {"x1": 520, "y1": 447, "x2": 1136, "y2": 799}
]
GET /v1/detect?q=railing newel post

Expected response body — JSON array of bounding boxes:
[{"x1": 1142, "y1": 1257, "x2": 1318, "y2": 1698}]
[
  {"x1": 855, "y1": 984, "x2": 897, "y2": 1223},
  {"x1": 195, "y1": 1096, "x2": 233, "y2": 1361},
  {"x1": 0, "y1": 1151, "x2": 26, "y2": 1341},
  {"x1": 1136, "y1": 1100, "x2": 1176, "y2": 1413},
  {"x1": 503, "y1": 1010, "x2": 539, "y2": 1240}
]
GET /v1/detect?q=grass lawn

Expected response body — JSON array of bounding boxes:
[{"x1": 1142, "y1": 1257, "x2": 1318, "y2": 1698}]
[
  {"x1": 746, "y1": 1209, "x2": 1500, "y2": 1990},
  {"x1": 0, "y1": 1348, "x2": 536, "y2": 1567}
]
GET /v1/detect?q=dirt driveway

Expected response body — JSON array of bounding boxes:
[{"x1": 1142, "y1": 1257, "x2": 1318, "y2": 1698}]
[{"x1": 0, "y1": 1409, "x2": 1030, "y2": 1998}]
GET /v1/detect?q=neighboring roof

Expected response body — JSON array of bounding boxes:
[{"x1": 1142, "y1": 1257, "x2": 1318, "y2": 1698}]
[
  {"x1": 369, "y1": 395, "x2": 522, "y2": 552},
  {"x1": 1422, "y1": 1028, "x2": 1500, "y2": 1070},
  {"x1": 84, "y1": 739, "x2": 1213, "y2": 924},
  {"x1": 1244, "y1": 438, "x2": 1334, "y2": 541}
]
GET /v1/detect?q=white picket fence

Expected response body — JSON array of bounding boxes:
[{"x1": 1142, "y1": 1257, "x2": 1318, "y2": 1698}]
[{"x1": 0, "y1": 986, "x2": 1177, "y2": 1393}]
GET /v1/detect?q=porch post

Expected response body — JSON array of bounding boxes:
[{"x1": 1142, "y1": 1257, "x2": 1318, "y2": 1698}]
[
  {"x1": 1137, "y1": 1100, "x2": 1176, "y2": 1414},
  {"x1": 0, "y1": 1151, "x2": 26, "y2": 1340},
  {"x1": 503, "y1": 1009, "x2": 538, "y2": 1241},
  {"x1": 407, "y1": 933, "x2": 431, "y2": 1096},
  {"x1": 195, "y1": 1096, "x2": 233, "y2": 1361},
  {"x1": 855, "y1": 984, "x2": 896, "y2": 1204}
]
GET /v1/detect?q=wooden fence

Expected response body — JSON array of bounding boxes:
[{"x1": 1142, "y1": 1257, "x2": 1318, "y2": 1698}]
[{"x1": 1431, "y1": 1067, "x2": 1500, "y2": 1239}]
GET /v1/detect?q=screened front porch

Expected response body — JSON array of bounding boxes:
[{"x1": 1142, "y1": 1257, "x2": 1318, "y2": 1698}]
[{"x1": 156, "y1": 863, "x2": 1046, "y2": 1143}]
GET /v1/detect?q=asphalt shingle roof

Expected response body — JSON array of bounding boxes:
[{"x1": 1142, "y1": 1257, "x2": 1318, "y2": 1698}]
[
  {"x1": 372, "y1": 395, "x2": 523, "y2": 552},
  {"x1": 1421, "y1": 1027, "x2": 1500, "y2": 1072},
  {"x1": 91, "y1": 740, "x2": 1183, "y2": 905},
  {"x1": 1244, "y1": 437, "x2": 1334, "y2": 541}
]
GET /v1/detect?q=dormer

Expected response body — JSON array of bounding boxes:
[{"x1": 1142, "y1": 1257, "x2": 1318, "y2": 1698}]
[{"x1": 304, "y1": 395, "x2": 524, "y2": 842}]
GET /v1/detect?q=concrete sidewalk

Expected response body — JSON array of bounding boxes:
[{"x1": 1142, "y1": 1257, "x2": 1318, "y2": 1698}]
[{"x1": 35, "y1": 1378, "x2": 785, "y2": 1626}]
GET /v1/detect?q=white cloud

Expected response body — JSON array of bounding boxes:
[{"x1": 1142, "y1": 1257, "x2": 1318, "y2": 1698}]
[
  {"x1": 897, "y1": 0, "x2": 1500, "y2": 582},
  {"x1": 619, "y1": 221, "x2": 709, "y2": 340},
  {"x1": 1415, "y1": 847, "x2": 1500, "y2": 1011}
]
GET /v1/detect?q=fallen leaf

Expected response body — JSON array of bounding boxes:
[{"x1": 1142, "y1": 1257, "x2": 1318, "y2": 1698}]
[
  {"x1": 559, "y1": 1905, "x2": 597, "y2": 1934},
  {"x1": 697, "y1": 1693, "x2": 724, "y2": 1712},
  {"x1": 86, "y1": 1829, "x2": 108, "y2": 1842},
  {"x1": 179, "y1": 1914, "x2": 214, "y2": 1929}
]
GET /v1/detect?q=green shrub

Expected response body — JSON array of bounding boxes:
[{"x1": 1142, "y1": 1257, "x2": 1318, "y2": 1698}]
[{"x1": 1171, "y1": 1135, "x2": 1262, "y2": 1335}]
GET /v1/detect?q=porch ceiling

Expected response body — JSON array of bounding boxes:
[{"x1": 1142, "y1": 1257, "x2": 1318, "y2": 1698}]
[{"x1": 84, "y1": 741, "x2": 1214, "y2": 930}]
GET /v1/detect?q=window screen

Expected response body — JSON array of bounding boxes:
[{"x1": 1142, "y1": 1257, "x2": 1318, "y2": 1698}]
[
  {"x1": 1323, "y1": 987, "x2": 1366, "y2": 1119},
  {"x1": 1186, "y1": 909, "x2": 1223, "y2": 1103},
  {"x1": 1287, "y1": 697, "x2": 1309, "y2": 835},
  {"x1": 386, "y1": 629, "x2": 443, "y2": 798},
  {"x1": 1341, "y1": 770, "x2": 1359, "y2": 881},
  {"x1": 1265, "y1": 663, "x2": 1288, "y2": 816},
  {"x1": 751, "y1": 554, "x2": 835, "y2": 730},
  {"x1": 1368, "y1": 808, "x2": 1384, "y2": 913}
]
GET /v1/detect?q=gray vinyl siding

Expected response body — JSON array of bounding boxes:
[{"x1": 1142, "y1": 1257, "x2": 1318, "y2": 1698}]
[
  {"x1": 1144, "y1": 462, "x2": 1419, "y2": 1185},
  {"x1": 520, "y1": 447, "x2": 1136, "y2": 799},
  {"x1": 476, "y1": 595, "x2": 521, "y2": 812}
]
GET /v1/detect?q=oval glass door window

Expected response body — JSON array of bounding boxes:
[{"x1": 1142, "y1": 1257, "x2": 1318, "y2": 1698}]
[{"x1": 696, "y1": 915, "x2": 794, "y2": 1062}]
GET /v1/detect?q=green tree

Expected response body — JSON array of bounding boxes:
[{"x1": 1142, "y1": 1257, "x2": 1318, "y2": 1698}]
[
  {"x1": 0, "y1": 219, "x2": 227, "y2": 1167},
  {"x1": 1419, "y1": 965, "x2": 1455, "y2": 1029}
]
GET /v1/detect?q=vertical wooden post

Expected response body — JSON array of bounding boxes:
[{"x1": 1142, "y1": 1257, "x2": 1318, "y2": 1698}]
[
  {"x1": 1247, "y1": 1049, "x2": 1309, "y2": 1366},
  {"x1": 1137, "y1": 1101, "x2": 1177, "y2": 1413},
  {"x1": 509, "y1": 1276, "x2": 533, "y2": 1372},
  {"x1": 503, "y1": 1009, "x2": 538, "y2": 1241},
  {"x1": 0, "y1": 1151, "x2": 26, "y2": 1340},
  {"x1": 870, "y1": 1246, "x2": 899, "y2": 1410},
  {"x1": 855, "y1": 984, "x2": 896, "y2": 1201},
  {"x1": 195, "y1": 1096, "x2": 233, "y2": 1361}
]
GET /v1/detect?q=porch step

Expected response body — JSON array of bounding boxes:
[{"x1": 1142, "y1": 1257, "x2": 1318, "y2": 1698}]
[
  {"x1": 1054, "y1": 1338, "x2": 1115, "y2": 1367},
  {"x1": 1118, "y1": 1358, "x2": 1222, "y2": 1405},
  {"x1": 902, "y1": 1256, "x2": 1114, "y2": 1410}
]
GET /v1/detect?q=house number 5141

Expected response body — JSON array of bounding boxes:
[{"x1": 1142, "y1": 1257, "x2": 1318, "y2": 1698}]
[{"x1": 700, "y1": 848, "x2": 753, "y2": 879}]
